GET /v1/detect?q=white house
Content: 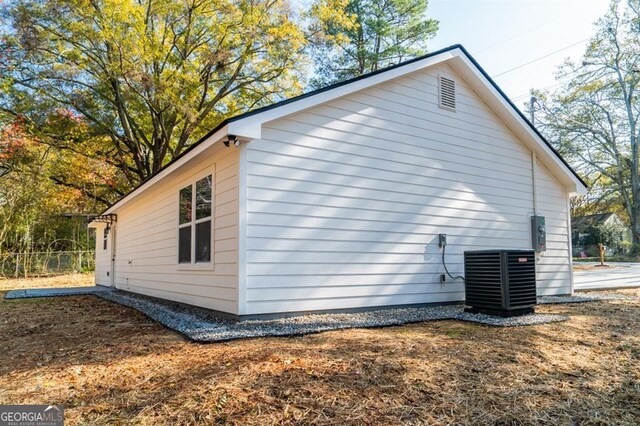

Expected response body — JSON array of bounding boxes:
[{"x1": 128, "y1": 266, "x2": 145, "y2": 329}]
[
  {"x1": 89, "y1": 45, "x2": 587, "y2": 320},
  {"x1": 572, "y1": 213, "x2": 632, "y2": 256}
]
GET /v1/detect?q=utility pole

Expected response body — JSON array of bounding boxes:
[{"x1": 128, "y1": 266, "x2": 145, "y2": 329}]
[{"x1": 530, "y1": 95, "x2": 536, "y2": 126}]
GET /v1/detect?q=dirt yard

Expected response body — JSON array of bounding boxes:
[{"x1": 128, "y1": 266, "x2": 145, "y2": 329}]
[
  {"x1": 1, "y1": 275, "x2": 639, "y2": 425},
  {"x1": 0, "y1": 273, "x2": 93, "y2": 291},
  {"x1": 573, "y1": 264, "x2": 623, "y2": 271}
]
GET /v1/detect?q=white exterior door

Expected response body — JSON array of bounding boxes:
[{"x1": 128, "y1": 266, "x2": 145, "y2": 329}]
[{"x1": 109, "y1": 224, "x2": 116, "y2": 287}]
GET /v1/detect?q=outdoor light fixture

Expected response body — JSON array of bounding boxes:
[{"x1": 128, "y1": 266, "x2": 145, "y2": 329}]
[{"x1": 224, "y1": 135, "x2": 240, "y2": 148}]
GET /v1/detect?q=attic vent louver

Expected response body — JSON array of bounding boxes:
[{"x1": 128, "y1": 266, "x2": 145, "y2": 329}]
[{"x1": 438, "y1": 75, "x2": 456, "y2": 111}]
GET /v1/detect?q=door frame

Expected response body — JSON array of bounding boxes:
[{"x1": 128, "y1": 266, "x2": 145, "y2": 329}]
[{"x1": 109, "y1": 223, "x2": 116, "y2": 287}]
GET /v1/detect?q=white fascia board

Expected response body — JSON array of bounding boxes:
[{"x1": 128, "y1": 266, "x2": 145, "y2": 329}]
[
  {"x1": 96, "y1": 125, "x2": 229, "y2": 218},
  {"x1": 227, "y1": 51, "x2": 458, "y2": 139},
  {"x1": 449, "y1": 55, "x2": 587, "y2": 195},
  {"x1": 228, "y1": 48, "x2": 585, "y2": 195},
  {"x1": 93, "y1": 45, "x2": 586, "y2": 226}
]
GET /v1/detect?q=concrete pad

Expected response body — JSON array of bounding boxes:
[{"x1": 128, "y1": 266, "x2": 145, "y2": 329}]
[{"x1": 574, "y1": 262, "x2": 640, "y2": 291}]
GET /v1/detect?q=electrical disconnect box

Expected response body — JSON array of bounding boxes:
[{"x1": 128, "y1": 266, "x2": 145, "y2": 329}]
[{"x1": 531, "y1": 215, "x2": 546, "y2": 252}]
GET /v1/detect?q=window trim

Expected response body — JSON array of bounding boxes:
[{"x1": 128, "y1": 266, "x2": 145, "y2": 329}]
[{"x1": 176, "y1": 168, "x2": 215, "y2": 271}]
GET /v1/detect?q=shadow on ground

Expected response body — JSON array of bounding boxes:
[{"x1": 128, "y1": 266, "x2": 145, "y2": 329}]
[{"x1": 1, "y1": 290, "x2": 640, "y2": 425}]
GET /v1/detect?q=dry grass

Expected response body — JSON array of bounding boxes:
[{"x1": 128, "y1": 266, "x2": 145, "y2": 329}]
[
  {"x1": 573, "y1": 264, "x2": 624, "y2": 271},
  {"x1": 0, "y1": 273, "x2": 94, "y2": 292},
  {"x1": 1, "y1": 278, "x2": 639, "y2": 425},
  {"x1": 573, "y1": 264, "x2": 607, "y2": 271}
]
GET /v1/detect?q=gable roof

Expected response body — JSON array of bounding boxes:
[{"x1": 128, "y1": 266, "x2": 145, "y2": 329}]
[
  {"x1": 94, "y1": 44, "x2": 587, "y2": 220},
  {"x1": 572, "y1": 213, "x2": 621, "y2": 229}
]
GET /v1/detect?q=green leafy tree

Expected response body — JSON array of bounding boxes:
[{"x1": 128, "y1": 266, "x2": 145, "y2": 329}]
[
  {"x1": 0, "y1": 117, "x2": 100, "y2": 253},
  {"x1": 308, "y1": 0, "x2": 438, "y2": 87},
  {"x1": 538, "y1": 0, "x2": 640, "y2": 245},
  {"x1": 570, "y1": 175, "x2": 630, "y2": 225},
  {"x1": 583, "y1": 222, "x2": 625, "y2": 265},
  {"x1": 582, "y1": 223, "x2": 624, "y2": 247},
  {"x1": 0, "y1": 0, "x2": 307, "y2": 187}
]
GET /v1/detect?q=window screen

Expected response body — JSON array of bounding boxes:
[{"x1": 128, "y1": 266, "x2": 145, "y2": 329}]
[
  {"x1": 179, "y1": 186, "x2": 192, "y2": 224},
  {"x1": 178, "y1": 226, "x2": 191, "y2": 263},
  {"x1": 196, "y1": 175, "x2": 212, "y2": 220},
  {"x1": 195, "y1": 221, "x2": 211, "y2": 263}
]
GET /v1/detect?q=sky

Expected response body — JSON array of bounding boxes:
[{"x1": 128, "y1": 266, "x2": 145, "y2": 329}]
[{"x1": 428, "y1": 0, "x2": 610, "y2": 110}]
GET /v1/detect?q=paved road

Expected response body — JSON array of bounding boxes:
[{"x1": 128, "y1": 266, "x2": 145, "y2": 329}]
[{"x1": 574, "y1": 262, "x2": 640, "y2": 291}]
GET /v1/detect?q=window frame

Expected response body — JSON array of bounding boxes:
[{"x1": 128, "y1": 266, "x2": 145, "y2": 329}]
[
  {"x1": 103, "y1": 227, "x2": 108, "y2": 251},
  {"x1": 176, "y1": 168, "x2": 215, "y2": 271}
]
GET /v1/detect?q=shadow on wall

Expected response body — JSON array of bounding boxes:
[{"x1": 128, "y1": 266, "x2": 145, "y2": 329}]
[{"x1": 243, "y1": 95, "x2": 542, "y2": 309}]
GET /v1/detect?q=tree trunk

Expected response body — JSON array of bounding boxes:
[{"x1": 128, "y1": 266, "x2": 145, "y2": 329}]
[{"x1": 598, "y1": 243, "x2": 605, "y2": 266}]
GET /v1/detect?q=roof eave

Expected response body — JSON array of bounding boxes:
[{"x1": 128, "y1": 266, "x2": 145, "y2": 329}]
[
  {"x1": 90, "y1": 124, "x2": 229, "y2": 221},
  {"x1": 229, "y1": 47, "x2": 587, "y2": 195},
  {"x1": 94, "y1": 43, "x2": 588, "y2": 219},
  {"x1": 447, "y1": 51, "x2": 588, "y2": 195},
  {"x1": 227, "y1": 49, "x2": 460, "y2": 139}
]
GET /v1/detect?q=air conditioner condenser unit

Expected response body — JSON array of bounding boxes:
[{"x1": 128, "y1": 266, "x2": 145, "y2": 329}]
[{"x1": 463, "y1": 249, "x2": 537, "y2": 317}]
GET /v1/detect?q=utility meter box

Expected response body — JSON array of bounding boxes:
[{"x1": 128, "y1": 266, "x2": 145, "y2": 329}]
[{"x1": 531, "y1": 215, "x2": 546, "y2": 252}]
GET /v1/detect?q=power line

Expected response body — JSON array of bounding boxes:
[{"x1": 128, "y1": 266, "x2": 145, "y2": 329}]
[
  {"x1": 475, "y1": 13, "x2": 570, "y2": 54},
  {"x1": 511, "y1": 81, "x2": 564, "y2": 102},
  {"x1": 491, "y1": 38, "x2": 590, "y2": 79},
  {"x1": 509, "y1": 62, "x2": 590, "y2": 102}
]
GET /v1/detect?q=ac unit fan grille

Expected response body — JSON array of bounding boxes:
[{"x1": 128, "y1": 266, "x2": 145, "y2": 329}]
[{"x1": 464, "y1": 250, "x2": 537, "y2": 316}]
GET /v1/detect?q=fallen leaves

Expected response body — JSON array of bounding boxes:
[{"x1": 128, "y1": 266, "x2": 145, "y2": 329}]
[{"x1": 0, "y1": 284, "x2": 640, "y2": 425}]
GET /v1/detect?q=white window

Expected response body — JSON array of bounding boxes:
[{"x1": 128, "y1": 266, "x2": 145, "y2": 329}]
[
  {"x1": 103, "y1": 227, "x2": 108, "y2": 250},
  {"x1": 178, "y1": 173, "x2": 213, "y2": 266}
]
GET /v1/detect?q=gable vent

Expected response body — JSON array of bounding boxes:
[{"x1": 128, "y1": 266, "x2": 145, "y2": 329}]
[{"x1": 438, "y1": 75, "x2": 456, "y2": 111}]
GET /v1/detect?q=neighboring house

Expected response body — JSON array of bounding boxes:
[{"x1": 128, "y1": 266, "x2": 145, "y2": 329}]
[
  {"x1": 572, "y1": 213, "x2": 632, "y2": 256},
  {"x1": 89, "y1": 45, "x2": 587, "y2": 320}
]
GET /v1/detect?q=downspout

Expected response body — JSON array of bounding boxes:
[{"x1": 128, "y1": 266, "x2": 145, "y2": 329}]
[
  {"x1": 567, "y1": 197, "x2": 575, "y2": 294},
  {"x1": 531, "y1": 151, "x2": 543, "y2": 265},
  {"x1": 237, "y1": 142, "x2": 248, "y2": 317},
  {"x1": 531, "y1": 151, "x2": 537, "y2": 216}
]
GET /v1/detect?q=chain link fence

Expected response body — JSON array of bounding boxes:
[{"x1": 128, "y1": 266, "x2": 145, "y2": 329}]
[{"x1": 0, "y1": 251, "x2": 95, "y2": 278}]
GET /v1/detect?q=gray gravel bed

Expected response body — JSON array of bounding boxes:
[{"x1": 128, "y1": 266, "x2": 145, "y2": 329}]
[
  {"x1": 580, "y1": 292, "x2": 638, "y2": 300},
  {"x1": 7, "y1": 287, "x2": 632, "y2": 342},
  {"x1": 4, "y1": 286, "x2": 113, "y2": 299},
  {"x1": 456, "y1": 311, "x2": 568, "y2": 327},
  {"x1": 96, "y1": 291, "x2": 569, "y2": 342},
  {"x1": 538, "y1": 293, "x2": 637, "y2": 305}
]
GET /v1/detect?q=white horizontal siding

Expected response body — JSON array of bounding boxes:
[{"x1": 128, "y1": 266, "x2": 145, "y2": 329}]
[
  {"x1": 112, "y1": 144, "x2": 240, "y2": 314},
  {"x1": 535, "y1": 160, "x2": 571, "y2": 295},
  {"x1": 243, "y1": 63, "x2": 572, "y2": 316}
]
